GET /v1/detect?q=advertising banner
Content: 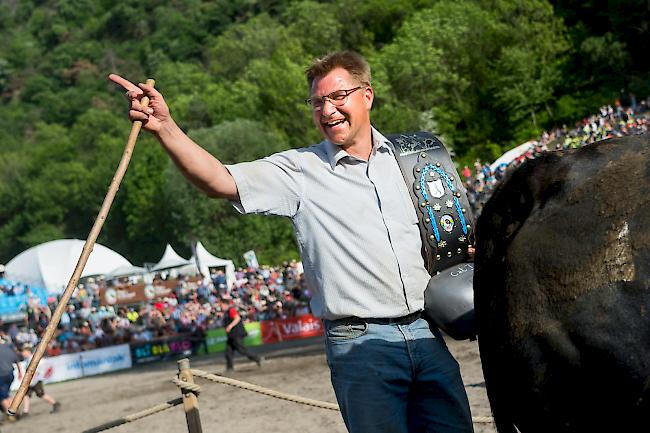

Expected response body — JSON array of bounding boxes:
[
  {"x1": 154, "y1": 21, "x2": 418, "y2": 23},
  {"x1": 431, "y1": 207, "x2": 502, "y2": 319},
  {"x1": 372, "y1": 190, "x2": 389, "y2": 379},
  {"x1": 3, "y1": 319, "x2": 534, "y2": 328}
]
[
  {"x1": 12, "y1": 352, "x2": 82, "y2": 390},
  {"x1": 99, "y1": 277, "x2": 202, "y2": 306},
  {"x1": 204, "y1": 322, "x2": 262, "y2": 354},
  {"x1": 11, "y1": 344, "x2": 133, "y2": 390},
  {"x1": 99, "y1": 283, "x2": 173, "y2": 306},
  {"x1": 260, "y1": 314, "x2": 324, "y2": 344},
  {"x1": 80, "y1": 344, "x2": 132, "y2": 376},
  {"x1": 130, "y1": 335, "x2": 196, "y2": 364}
]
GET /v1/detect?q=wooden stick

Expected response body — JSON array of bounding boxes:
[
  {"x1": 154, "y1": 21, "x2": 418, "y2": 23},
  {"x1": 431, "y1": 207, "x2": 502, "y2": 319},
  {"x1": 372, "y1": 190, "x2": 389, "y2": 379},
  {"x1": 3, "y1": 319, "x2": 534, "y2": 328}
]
[
  {"x1": 8, "y1": 79, "x2": 155, "y2": 415},
  {"x1": 178, "y1": 358, "x2": 203, "y2": 433}
]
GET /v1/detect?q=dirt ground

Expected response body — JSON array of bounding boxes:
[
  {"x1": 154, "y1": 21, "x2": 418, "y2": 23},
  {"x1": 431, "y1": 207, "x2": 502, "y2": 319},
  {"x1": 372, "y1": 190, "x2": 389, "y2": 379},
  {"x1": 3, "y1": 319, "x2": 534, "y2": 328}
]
[{"x1": 4, "y1": 337, "x2": 496, "y2": 433}]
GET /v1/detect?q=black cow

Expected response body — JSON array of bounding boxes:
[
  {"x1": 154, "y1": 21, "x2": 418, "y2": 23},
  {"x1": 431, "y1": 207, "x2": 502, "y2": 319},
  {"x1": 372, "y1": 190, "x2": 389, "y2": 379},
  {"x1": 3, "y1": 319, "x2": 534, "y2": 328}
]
[{"x1": 474, "y1": 134, "x2": 650, "y2": 433}]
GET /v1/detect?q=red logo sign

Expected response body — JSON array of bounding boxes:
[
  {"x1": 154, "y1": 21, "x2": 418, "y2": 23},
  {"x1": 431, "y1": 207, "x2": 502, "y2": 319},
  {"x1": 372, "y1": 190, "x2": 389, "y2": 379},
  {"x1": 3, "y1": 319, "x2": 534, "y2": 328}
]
[{"x1": 260, "y1": 314, "x2": 324, "y2": 344}]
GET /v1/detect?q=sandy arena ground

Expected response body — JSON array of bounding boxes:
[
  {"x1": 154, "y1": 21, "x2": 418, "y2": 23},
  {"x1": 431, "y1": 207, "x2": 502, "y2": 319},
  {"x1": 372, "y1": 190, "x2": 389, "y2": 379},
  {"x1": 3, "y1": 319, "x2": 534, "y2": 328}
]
[{"x1": 3, "y1": 337, "x2": 496, "y2": 433}]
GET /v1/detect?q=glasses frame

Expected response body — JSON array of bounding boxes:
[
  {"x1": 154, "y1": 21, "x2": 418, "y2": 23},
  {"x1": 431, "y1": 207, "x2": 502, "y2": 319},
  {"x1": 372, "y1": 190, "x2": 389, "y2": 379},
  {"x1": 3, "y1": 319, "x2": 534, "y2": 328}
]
[{"x1": 306, "y1": 86, "x2": 365, "y2": 111}]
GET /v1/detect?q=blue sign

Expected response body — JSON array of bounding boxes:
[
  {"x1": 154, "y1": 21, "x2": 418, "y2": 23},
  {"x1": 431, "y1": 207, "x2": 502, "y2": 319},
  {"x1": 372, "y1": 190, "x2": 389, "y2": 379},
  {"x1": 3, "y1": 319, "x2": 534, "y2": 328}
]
[{"x1": 0, "y1": 281, "x2": 49, "y2": 316}]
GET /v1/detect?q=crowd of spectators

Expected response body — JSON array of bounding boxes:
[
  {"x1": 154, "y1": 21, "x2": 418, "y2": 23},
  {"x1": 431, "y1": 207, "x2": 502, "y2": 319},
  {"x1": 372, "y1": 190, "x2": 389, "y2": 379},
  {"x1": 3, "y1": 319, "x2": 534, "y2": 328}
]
[
  {"x1": 0, "y1": 261, "x2": 311, "y2": 356},
  {"x1": 463, "y1": 96, "x2": 649, "y2": 216}
]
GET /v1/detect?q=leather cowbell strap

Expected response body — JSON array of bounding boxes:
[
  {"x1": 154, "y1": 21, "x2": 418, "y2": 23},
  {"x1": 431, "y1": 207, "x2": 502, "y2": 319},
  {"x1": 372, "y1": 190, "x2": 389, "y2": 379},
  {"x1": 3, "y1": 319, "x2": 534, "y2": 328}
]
[
  {"x1": 386, "y1": 132, "x2": 475, "y2": 274},
  {"x1": 387, "y1": 132, "x2": 477, "y2": 340}
]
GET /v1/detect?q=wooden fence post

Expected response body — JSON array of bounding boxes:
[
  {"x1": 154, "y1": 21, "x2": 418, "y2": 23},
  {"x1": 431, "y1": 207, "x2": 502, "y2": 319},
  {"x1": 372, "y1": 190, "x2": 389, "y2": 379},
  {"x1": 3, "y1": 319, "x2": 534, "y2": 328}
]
[{"x1": 178, "y1": 358, "x2": 203, "y2": 433}]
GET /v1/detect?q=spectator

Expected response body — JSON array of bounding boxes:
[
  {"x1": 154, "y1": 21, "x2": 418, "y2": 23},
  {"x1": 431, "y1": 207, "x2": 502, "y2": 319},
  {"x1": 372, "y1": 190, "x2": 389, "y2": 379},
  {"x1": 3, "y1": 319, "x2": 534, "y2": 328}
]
[
  {"x1": 465, "y1": 98, "x2": 648, "y2": 217},
  {"x1": 221, "y1": 300, "x2": 261, "y2": 372}
]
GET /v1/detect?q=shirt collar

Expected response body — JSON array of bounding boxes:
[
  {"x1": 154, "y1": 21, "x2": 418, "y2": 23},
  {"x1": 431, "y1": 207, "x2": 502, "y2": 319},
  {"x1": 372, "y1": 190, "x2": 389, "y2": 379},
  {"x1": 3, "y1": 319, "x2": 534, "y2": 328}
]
[
  {"x1": 371, "y1": 126, "x2": 394, "y2": 156},
  {"x1": 323, "y1": 125, "x2": 394, "y2": 170}
]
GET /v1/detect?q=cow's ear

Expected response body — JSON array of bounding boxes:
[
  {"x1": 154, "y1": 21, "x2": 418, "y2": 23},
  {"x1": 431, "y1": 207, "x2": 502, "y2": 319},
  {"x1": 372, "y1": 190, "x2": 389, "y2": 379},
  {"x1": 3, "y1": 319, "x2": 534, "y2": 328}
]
[
  {"x1": 480, "y1": 174, "x2": 535, "y2": 245},
  {"x1": 528, "y1": 153, "x2": 570, "y2": 211}
]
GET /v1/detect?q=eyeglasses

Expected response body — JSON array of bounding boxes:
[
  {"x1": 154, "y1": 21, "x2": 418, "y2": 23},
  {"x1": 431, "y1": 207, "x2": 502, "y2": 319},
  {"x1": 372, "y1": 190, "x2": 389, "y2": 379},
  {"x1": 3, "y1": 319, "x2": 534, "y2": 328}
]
[{"x1": 306, "y1": 87, "x2": 364, "y2": 111}]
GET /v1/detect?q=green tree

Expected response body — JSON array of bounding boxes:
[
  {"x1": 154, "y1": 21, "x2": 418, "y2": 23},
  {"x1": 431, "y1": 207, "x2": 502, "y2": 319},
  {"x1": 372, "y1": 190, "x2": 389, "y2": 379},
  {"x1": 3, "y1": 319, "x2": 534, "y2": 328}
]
[
  {"x1": 377, "y1": 1, "x2": 500, "y2": 152},
  {"x1": 335, "y1": 0, "x2": 437, "y2": 50},
  {"x1": 282, "y1": 1, "x2": 343, "y2": 56},
  {"x1": 243, "y1": 52, "x2": 320, "y2": 148},
  {"x1": 488, "y1": 0, "x2": 569, "y2": 137},
  {"x1": 206, "y1": 13, "x2": 294, "y2": 81},
  {"x1": 377, "y1": 0, "x2": 569, "y2": 152},
  {"x1": 491, "y1": 46, "x2": 561, "y2": 129},
  {"x1": 149, "y1": 5, "x2": 209, "y2": 61}
]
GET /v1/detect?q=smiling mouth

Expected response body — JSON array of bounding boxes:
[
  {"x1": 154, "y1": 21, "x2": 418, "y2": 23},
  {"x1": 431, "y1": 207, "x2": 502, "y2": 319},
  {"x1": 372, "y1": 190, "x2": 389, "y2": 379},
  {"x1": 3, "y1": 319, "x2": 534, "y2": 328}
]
[{"x1": 324, "y1": 119, "x2": 346, "y2": 128}]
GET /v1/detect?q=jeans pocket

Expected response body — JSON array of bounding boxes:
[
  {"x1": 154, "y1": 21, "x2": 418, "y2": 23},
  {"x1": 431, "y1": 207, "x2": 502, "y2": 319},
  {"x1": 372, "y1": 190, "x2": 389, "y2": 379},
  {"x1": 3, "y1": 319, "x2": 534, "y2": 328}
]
[{"x1": 326, "y1": 321, "x2": 368, "y2": 341}]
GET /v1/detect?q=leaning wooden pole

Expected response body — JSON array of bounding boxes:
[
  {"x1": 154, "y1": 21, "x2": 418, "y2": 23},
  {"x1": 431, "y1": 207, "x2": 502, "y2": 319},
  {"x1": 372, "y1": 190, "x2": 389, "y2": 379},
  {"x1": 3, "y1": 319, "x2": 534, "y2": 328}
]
[
  {"x1": 8, "y1": 79, "x2": 155, "y2": 416},
  {"x1": 178, "y1": 358, "x2": 203, "y2": 433}
]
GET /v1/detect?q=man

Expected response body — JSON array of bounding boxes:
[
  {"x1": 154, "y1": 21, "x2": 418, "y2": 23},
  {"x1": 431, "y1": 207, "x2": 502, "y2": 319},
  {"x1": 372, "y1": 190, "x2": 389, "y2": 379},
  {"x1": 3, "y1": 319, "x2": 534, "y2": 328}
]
[
  {"x1": 220, "y1": 300, "x2": 261, "y2": 371},
  {"x1": 110, "y1": 50, "x2": 473, "y2": 432}
]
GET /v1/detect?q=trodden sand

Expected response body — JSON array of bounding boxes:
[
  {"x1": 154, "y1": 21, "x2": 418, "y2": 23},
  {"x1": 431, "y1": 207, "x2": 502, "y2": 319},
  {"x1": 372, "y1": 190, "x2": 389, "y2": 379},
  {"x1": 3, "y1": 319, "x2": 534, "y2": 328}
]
[{"x1": 4, "y1": 338, "x2": 496, "y2": 433}]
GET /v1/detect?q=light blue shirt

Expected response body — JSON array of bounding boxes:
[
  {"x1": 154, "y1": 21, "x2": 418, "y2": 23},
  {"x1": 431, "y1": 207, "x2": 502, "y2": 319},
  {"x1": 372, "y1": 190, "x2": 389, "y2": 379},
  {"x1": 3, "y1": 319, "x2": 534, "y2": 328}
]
[{"x1": 226, "y1": 127, "x2": 430, "y2": 320}]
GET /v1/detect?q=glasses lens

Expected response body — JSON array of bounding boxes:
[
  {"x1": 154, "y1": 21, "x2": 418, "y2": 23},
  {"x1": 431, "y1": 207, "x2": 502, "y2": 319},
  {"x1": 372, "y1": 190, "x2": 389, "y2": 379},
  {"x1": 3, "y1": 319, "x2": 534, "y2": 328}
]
[
  {"x1": 329, "y1": 90, "x2": 348, "y2": 105},
  {"x1": 307, "y1": 98, "x2": 323, "y2": 110},
  {"x1": 307, "y1": 87, "x2": 361, "y2": 110}
]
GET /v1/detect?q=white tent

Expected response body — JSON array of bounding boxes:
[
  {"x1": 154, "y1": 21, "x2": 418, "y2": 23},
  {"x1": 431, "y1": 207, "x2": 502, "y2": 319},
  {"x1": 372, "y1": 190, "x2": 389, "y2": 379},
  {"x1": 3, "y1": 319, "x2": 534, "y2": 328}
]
[
  {"x1": 5, "y1": 239, "x2": 132, "y2": 293},
  {"x1": 490, "y1": 140, "x2": 537, "y2": 172},
  {"x1": 189, "y1": 241, "x2": 235, "y2": 289},
  {"x1": 151, "y1": 244, "x2": 190, "y2": 271},
  {"x1": 105, "y1": 265, "x2": 148, "y2": 280}
]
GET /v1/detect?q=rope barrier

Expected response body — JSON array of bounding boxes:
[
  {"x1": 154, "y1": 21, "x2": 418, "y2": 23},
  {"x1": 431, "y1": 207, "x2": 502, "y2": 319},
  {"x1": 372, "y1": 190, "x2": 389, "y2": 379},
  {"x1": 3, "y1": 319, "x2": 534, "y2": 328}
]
[
  {"x1": 190, "y1": 369, "x2": 340, "y2": 411},
  {"x1": 82, "y1": 365, "x2": 494, "y2": 432},
  {"x1": 172, "y1": 377, "x2": 202, "y2": 394},
  {"x1": 188, "y1": 369, "x2": 494, "y2": 424},
  {"x1": 81, "y1": 397, "x2": 183, "y2": 433}
]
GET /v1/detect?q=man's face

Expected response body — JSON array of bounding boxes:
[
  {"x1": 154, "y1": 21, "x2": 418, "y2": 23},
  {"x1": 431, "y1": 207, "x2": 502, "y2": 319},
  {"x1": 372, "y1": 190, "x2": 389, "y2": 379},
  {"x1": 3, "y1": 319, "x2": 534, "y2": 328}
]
[{"x1": 310, "y1": 67, "x2": 373, "y2": 147}]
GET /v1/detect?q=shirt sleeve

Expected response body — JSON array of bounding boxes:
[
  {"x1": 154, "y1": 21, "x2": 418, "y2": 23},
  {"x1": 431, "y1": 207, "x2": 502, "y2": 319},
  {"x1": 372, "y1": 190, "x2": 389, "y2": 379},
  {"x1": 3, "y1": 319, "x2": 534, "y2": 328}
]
[
  {"x1": 225, "y1": 149, "x2": 303, "y2": 218},
  {"x1": 228, "y1": 308, "x2": 238, "y2": 319}
]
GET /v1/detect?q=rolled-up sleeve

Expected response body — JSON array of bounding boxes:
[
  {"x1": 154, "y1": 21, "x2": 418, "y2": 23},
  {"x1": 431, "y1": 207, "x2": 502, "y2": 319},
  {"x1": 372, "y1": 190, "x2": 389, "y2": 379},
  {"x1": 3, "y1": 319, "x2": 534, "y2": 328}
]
[{"x1": 225, "y1": 150, "x2": 302, "y2": 218}]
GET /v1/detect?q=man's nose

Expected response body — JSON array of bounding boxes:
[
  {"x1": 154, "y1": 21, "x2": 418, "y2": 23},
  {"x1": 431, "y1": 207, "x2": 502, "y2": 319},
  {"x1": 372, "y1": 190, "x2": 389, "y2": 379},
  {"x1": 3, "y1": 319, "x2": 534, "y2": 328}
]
[{"x1": 321, "y1": 98, "x2": 337, "y2": 116}]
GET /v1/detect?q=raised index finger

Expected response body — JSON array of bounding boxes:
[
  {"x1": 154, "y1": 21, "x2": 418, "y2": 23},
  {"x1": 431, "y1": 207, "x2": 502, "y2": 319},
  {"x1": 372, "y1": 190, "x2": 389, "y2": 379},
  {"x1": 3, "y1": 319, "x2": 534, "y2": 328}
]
[{"x1": 108, "y1": 73, "x2": 141, "y2": 94}]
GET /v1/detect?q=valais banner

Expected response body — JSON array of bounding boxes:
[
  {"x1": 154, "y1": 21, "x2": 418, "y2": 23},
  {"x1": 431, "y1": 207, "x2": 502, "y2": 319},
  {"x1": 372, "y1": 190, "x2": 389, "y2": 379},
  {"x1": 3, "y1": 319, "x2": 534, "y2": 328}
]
[{"x1": 260, "y1": 314, "x2": 323, "y2": 344}]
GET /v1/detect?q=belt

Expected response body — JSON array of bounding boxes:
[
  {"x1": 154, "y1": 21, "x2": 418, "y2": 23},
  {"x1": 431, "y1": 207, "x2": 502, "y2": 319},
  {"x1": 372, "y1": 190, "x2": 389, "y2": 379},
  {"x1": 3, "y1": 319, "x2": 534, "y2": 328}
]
[{"x1": 333, "y1": 311, "x2": 422, "y2": 326}]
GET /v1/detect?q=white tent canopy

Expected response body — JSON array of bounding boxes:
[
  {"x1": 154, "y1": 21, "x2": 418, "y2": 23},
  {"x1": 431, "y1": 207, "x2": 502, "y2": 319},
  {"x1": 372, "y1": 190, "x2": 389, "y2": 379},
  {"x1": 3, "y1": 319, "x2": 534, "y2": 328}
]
[
  {"x1": 105, "y1": 265, "x2": 148, "y2": 280},
  {"x1": 190, "y1": 241, "x2": 235, "y2": 289},
  {"x1": 5, "y1": 239, "x2": 132, "y2": 293},
  {"x1": 490, "y1": 140, "x2": 537, "y2": 172},
  {"x1": 151, "y1": 244, "x2": 190, "y2": 271}
]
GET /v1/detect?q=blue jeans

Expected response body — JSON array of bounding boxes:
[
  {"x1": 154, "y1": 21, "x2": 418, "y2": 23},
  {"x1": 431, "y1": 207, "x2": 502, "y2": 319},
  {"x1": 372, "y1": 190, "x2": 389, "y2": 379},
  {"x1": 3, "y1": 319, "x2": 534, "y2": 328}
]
[{"x1": 324, "y1": 317, "x2": 473, "y2": 433}]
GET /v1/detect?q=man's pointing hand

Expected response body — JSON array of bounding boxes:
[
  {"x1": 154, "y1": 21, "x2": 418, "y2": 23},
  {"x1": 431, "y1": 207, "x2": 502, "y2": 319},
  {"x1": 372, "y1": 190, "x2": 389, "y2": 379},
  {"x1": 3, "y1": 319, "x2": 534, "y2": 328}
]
[{"x1": 108, "y1": 74, "x2": 171, "y2": 133}]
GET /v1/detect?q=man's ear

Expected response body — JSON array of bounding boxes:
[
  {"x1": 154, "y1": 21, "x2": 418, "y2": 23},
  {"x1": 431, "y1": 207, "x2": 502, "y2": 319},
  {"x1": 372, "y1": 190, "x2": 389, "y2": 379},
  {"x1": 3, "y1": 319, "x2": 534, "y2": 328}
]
[{"x1": 364, "y1": 86, "x2": 374, "y2": 110}]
